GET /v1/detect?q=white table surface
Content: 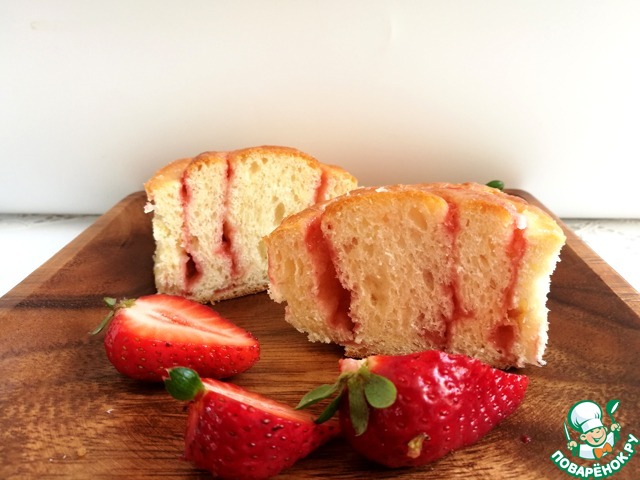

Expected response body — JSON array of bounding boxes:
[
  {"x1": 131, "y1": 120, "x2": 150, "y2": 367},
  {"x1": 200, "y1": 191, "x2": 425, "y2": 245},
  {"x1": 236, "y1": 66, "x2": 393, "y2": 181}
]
[{"x1": 0, "y1": 214, "x2": 638, "y2": 298}]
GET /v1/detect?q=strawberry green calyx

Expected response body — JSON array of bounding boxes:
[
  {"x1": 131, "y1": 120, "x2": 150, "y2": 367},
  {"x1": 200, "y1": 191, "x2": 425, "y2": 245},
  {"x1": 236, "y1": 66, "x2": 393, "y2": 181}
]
[
  {"x1": 361, "y1": 369, "x2": 396, "y2": 409},
  {"x1": 486, "y1": 180, "x2": 505, "y2": 191},
  {"x1": 164, "y1": 367, "x2": 206, "y2": 401},
  {"x1": 296, "y1": 360, "x2": 397, "y2": 436},
  {"x1": 89, "y1": 297, "x2": 135, "y2": 335}
]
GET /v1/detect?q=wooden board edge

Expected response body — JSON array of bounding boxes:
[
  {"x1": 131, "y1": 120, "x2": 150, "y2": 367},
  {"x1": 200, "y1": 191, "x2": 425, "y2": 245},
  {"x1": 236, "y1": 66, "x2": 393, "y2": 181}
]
[{"x1": 0, "y1": 192, "x2": 148, "y2": 309}]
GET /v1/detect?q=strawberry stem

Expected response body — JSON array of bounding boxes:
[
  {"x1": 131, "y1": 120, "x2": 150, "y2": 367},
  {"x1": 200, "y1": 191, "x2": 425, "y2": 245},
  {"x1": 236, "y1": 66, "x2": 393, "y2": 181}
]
[{"x1": 164, "y1": 367, "x2": 205, "y2": 401}]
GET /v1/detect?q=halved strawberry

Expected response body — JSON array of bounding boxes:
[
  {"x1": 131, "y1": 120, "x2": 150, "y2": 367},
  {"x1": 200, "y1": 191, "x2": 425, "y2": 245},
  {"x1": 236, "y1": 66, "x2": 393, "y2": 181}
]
[
  {"x1": 165, "y1": 367, "x2": 339, "y2": 479},
  {"x1": 92, "y1": 294, "x2": 259, "y2": 381},
  {"x1": 297, "y1": 350, "x2": 528, "y2": 468}
]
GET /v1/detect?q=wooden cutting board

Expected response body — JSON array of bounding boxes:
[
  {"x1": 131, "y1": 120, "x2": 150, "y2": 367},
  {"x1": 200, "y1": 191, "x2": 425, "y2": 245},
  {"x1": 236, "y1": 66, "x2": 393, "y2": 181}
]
[{"x1": 1, "y1": 190, "x2": 639, "y2": 479}]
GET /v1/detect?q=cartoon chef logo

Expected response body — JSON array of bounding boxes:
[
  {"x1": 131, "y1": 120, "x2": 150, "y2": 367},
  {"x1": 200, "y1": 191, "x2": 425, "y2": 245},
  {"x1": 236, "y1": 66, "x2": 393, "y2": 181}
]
[
  {"x1": 550, "y1": 398, "x2": 638, "y2": 478},
  {"x1": 565, "y1": 399, "x2": 621, "y2": 460}
]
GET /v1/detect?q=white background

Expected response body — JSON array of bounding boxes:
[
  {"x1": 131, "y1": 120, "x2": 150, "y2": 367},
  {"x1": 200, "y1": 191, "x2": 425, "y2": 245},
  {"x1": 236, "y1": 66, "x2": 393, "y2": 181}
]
[{"x1": 2, "y1": 1, "x2": 639, "y2": 217}]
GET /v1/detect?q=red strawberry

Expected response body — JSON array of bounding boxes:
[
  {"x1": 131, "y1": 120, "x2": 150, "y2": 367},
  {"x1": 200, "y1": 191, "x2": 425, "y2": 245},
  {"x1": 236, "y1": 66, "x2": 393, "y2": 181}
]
[
  {"x1": 297, "y1": 350, "x2": 528, "y2": 468},
  {"x1": 92, "y1": 294, "x2": 259, "y2": 381},
  {"x1": 164, "y1": 367, "x2": 339, "y2": 479}
]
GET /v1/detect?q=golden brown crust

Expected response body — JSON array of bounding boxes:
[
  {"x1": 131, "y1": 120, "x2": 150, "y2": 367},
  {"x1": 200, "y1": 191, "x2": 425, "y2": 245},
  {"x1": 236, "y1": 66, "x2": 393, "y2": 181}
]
[
  {"x1": 144, "y1": 146, "x2": 357, "y2": 197},
  {"x1": 229, "y1": 145, "x2": 357, "y2": 186},
  {"x1": 144, "y1": 157, "x2": 191, "y2": 198}
]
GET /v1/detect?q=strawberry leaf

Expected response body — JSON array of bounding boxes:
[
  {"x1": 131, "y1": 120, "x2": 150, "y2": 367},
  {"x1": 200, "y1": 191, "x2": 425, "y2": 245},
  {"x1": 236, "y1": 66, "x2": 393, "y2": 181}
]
[
  {"x1": 295, "y1": 382, "x2": 341, "y2": 410},
  {"x1": 348, "y1": 376, "x2": 369, "y2": 436},
  {"x1": 486, "y1": 180, "x2": 505, "y2": 191},
  {"x1": 297, "y1": 360, "x2": 396, "y2": 431},
  {"x1": 90, "y1": 297, "x2": 135, "y2": 335},
  {"x1": 103, "y1": 297, "x2": 117, "y2": 308},
  {"x1": 315, "y1": 391, "x2": 343, "y2": 424},
  {"x1": 363, "y1": 373, "x2": 397, "y2": 409},
  {"x1": 89, "y1": 309, "x2": 114, "y2": 335},
  {"x1": 164, "y1": 367, "x2": 205, "y2": 401}
]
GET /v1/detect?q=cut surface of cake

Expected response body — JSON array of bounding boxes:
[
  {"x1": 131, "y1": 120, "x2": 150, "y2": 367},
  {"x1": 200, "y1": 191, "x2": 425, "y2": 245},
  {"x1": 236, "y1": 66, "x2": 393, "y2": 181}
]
[
  {"x1": 265, "y1": 183, "x2": 566, "y2": 368},
  {"x1": 144, "y1": 146, "x2": 358, "y2": 303}
]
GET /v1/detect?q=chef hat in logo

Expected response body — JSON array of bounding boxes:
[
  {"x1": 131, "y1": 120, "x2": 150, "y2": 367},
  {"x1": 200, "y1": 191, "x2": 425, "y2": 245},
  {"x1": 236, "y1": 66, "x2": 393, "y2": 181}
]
[{"x1": 568, "y1": 400, "x2": 604, "y2": 434}]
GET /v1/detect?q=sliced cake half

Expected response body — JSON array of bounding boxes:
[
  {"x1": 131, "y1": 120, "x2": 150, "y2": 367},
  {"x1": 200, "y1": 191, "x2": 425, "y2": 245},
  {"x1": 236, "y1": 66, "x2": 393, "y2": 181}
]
[
  {"x1": 265, "y1": 183, "x2": 566, "y2": 368},
  {"x1": 145, "y1": 146, "x2": 358, "y2": 303}
]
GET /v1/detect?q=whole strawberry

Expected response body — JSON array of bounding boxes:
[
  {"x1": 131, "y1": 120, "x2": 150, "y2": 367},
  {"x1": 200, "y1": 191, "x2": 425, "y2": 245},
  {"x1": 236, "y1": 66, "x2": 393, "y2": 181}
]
[
  {"x1": 92, "y1": 294, "x2": 259, "y2": 381},
  {"x1": 297, "y1": 350, "x2": 528, "y2": 468},
  {"x1": 165, "y1": 367, "x2": 339, "y2": 479}
]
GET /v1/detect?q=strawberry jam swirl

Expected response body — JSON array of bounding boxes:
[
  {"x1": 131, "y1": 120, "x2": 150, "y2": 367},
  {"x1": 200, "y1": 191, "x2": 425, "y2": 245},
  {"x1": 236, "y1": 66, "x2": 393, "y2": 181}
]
[
  {"x1": 180, "y1": 176, "x2": 202, "y2": 289},
  {"x1": 314, "y1": 168, "x2": 329, "y2": 204},
  {"x1": 422, "y1": 190, "x2": 527, "y2": 363},
  {"x1": 439, "y1": 200, "x2": 473, "y2": 349},
  {"x1": 493, "y1": 213, "x2": 527, "y2": 361},
  {"x1": 304, "y1": 216, "x2": 355, "y2": 337},
  {"x1": 217, "y1": 158, "x2": 239, "y2": 278},
  {"x1": 180, "y1": 154, "x2": 240, "y2": 294}
]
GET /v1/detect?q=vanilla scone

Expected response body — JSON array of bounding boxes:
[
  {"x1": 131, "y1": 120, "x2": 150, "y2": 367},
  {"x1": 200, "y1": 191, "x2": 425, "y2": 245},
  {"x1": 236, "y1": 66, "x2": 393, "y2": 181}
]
[
  {"x1": 144, "y1": 146, "x2": 358, "y2": 303},
  {"x1": 265, "y1": 183, "x2": 566, "y2": 368}
]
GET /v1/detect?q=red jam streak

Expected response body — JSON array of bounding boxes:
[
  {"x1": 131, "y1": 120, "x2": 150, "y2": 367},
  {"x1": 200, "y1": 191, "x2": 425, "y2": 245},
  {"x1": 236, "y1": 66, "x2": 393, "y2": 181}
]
[
  {"x1": 493, "y1": 216, "x2": 527, "y2": 362},
  {"x1": 181, "y1": 155, "x2": 240, "y2": 295},
  {"x1": 490, "y1": 324, "x2": 516, "y2": 359},
  {"x1": 314, "y1": 168, "x2": 329, "y2": 204},
  {"x1": 304, "y1": 216, "x2": 355, "y2": 337},
  {"x1": 219, "y1": 158, "x2": 239, "y2": 279},
  {"x1": 420, "y1": 194, "x2": 525, "y2": 364},
  {"x1": 505, "y1": 218, "x2": 527, "y2": 308},
  {"x1": 439, "y1": 200, "x2": 474, "y2": 350},
  {"x1": 180, "y1": 177, "x2": 202, "y2": 289},
  {"x1": 212, "y1": 158, "x2": 241, "y2": 296}
]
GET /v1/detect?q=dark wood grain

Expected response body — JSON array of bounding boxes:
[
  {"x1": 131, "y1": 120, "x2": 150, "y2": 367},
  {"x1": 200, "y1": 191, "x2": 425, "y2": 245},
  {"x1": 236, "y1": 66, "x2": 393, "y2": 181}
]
[{"x1": 1, "y1": 190, "x2": 639, "y2": 479}]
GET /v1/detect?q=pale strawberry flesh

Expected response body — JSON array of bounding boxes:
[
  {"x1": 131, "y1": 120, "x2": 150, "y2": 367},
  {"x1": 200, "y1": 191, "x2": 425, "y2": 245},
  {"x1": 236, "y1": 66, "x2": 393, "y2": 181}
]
[
  {"x1": 184, "y1": 379, "x2": 339, "y2": 479},
  {"x1": 123, "y1": 295, "x2": 255, "y2": 345},
  {"x1": 339, "y1": 350, "x2": 528, "y2": 467},
  {"x1": 103, "y1": 294, "x2": 259, "y2": 381}
]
